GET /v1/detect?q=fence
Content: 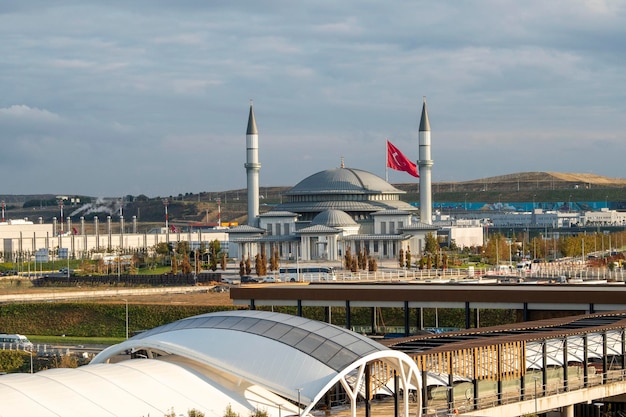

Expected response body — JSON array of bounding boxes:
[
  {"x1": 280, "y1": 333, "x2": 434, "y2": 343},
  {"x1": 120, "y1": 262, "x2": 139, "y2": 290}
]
[{"x1": 30, "y1": 272, "x2": 222, "y2": 287}]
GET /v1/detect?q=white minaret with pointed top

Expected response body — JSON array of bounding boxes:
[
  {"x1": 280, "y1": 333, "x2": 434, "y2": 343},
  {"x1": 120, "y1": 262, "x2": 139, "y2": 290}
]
[
  {"x1": 245, "y1": 101, "x2": 261, "y2": 226},
  {"x1": 418, "y1": 98, "x2": 433, "y2": 224}
]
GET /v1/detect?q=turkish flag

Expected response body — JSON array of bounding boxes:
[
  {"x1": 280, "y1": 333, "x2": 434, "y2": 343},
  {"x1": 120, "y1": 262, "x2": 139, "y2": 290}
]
[{"x1": 387, "y1": 140, "x2": 418, "y2": 177}]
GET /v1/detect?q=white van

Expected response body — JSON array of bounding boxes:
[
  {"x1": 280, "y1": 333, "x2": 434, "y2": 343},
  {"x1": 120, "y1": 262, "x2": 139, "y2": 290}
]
[{"x1": 0, "y1": 334, "x2": 34, "y2": 350}]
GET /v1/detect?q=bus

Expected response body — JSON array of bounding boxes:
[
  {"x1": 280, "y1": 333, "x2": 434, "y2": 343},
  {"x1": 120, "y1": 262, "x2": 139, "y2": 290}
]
[
  {"x1": 279, "y1": 266, "x2": 337, "y2": 282},
  {"x1": 0, "y1": 334, "x2": 33, "y2": 350}
]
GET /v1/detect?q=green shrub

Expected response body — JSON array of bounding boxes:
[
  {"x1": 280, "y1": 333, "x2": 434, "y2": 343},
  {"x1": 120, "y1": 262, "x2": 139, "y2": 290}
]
[
  {"x1": 223, "y1": 405, "x2": 239, "y2": 417},
  {"x1": 0, "y1": 350, "x2": 26, "y2": 372},
  {"x1": 0, "y1": 303, "x2": 238, "y2": 338}
]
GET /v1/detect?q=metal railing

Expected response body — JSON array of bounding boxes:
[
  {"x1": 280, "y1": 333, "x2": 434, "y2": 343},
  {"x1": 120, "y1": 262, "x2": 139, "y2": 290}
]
[
  {"x1": 423, "y1": 367, "x2": 626, "y2": 416},
  {"x1": 331, "y1": 266, "x2": 626, "y2": 283}
]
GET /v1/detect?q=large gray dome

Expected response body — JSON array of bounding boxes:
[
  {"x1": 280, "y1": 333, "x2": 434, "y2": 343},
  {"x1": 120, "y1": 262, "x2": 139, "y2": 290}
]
[
  {"x1": 275, "y1": 166, "x2": 417, "y2": 221},
  {"x1": 285, "y1": 167, "x2": 403, "y2": 195},
  {"x1": 311, "y1": 210, "x2": 358, "y2": 227}
]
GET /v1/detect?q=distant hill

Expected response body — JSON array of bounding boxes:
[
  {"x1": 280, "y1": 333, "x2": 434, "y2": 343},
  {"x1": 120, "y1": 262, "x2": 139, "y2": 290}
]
[
  {"x1": 394, "y1": 171, "x2": 626, "y2": 194},
  {"x1": 2, "y1": 172, "x2": 625, "y2": 225}
]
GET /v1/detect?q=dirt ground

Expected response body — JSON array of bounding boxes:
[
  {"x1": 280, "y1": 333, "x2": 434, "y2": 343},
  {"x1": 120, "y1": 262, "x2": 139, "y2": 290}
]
[
  {"x1": 102, "y1": 287, "x2": 235, "y2": 306},
  {"x1": 0, "y1": 278, "x2": 236, "y2": 306}
]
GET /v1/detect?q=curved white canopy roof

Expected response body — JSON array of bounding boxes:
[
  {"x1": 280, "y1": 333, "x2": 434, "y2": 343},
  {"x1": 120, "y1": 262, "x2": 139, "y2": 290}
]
[{"x1": 0, "y1": 310, "x2": 421, "y2": 417}]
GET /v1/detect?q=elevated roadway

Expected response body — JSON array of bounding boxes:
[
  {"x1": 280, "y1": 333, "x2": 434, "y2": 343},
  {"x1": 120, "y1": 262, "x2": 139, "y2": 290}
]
[{"x1": 230, "y1": 282, "x2": 626, "y2": 325}]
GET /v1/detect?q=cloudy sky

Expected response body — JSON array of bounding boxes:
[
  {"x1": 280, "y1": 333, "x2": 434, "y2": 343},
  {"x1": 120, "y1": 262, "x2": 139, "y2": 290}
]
[{"x1": 1, "y1": 1, "x2": 625, "y2": 197}]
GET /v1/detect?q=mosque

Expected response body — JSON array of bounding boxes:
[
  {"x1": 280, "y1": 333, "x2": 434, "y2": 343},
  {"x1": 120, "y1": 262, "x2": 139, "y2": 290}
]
[
  {"x1": 229, "y1": 101, "x2": 440, "y2": 263},
  {"x1": 0, "y1": 102, "x2": 449, "y2": 417},
  {"x1": 0, "y1": 101, "x2": 485, "y2": 264}
]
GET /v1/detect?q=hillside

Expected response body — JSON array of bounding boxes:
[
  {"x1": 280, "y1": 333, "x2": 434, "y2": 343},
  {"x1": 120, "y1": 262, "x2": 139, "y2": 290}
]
[
  {"x1": 394, "y1": 171, "x2": 626, "y2": 194},
  {"x1": 2, "y1": 172, "x2": 625, "y2": 225}
]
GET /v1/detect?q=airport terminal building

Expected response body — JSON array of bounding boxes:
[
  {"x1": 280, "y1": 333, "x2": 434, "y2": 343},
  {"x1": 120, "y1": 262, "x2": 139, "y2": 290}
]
[{"x1": 0, "y1": 310, "x2": 421, "y2": 417}]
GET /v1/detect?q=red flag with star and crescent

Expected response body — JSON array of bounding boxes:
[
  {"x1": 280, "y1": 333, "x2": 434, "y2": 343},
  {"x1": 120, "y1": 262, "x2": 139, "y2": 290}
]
[{"x1": 386, "y1": 140, "x2": 419, "y2": 178}]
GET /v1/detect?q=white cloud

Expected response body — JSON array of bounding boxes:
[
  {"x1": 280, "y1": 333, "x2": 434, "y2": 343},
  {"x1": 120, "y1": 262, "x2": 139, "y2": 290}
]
[
  {"x1": 0, "y1": 1, "x2": 624, "y2": 196},
  {"x1": 0, "y1": 105, "x2": 63, "y2": 123}
]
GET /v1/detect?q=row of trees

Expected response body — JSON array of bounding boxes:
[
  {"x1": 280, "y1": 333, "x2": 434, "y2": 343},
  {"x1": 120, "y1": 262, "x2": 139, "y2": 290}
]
[
  {"x1": 343, "y1": 247, "x2": 378, "y2": 272},
  {"x1": 2, "y1": 238, "x2": 229, "y2": 276},
  {"x1": 398, "y1": 233, "x2": 449, "y2": 270},
  {"x1": 238, "y1": 246, "x2": 281, "y2": 277},
  {"x1": 153, "y1": 240, "x2": 226, "y2": 274},
  {"x1": 483, "y1": 229, "x2": 626, "y2": 265},
  {"x1": 395, "y1": 229, "x2": 626, "y2": 269}
]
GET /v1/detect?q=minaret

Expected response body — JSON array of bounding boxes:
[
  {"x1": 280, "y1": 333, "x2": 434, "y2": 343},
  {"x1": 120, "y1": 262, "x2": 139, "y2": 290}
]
[
  {"x1": 245, "y1": 101, "x2": 261, "y2": 226},
  {"x1": 418, "y1": 98, "x2": 433, "y2": 225}
]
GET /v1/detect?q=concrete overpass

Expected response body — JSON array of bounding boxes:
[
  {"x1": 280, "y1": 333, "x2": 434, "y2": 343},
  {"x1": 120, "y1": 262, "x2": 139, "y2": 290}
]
[{"x1": 230, "y1": 282, "x2": 626, "y2": 327}]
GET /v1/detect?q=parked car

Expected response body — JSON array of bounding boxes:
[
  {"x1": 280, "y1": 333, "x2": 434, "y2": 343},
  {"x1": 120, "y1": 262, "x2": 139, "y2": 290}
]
[
  {"x1": 210, "y1": 285, "x2": 230, "y2": 293},
  {"x1": 261, "y1": 276, "x2": 281, "y2": 283},
  {"x1": 240, "y1": 276, "x2": 259, "y2": 283}
]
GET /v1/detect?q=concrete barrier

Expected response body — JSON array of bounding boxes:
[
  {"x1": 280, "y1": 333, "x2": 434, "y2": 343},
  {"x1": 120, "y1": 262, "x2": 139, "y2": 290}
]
[{"x1": 0, "y1": 286, "x2": 211, "y2": 303}]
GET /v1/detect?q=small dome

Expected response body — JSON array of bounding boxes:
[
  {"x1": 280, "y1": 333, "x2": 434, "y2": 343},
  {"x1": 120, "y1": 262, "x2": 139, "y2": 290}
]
[{"x1": 311, "y1": 210, "x2": 357, "y2": 227}]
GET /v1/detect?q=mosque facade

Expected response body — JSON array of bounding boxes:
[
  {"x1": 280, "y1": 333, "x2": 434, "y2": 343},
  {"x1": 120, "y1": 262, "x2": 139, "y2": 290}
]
[{"x1": 230, "y1": 102, "x2": 439, "y2": 263}]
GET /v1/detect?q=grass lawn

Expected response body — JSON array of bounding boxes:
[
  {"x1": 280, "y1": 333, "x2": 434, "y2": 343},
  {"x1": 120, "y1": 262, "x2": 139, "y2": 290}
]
[{"x1": 28, "y1": 335, "x2": 125, "y2": 346}]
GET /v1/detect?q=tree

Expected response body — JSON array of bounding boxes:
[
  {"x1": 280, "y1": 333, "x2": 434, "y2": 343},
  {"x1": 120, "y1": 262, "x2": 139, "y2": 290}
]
[
  {"x1": 424, "y1": 232, "x2": 439, "y2": 255},
  {"x1": 209, "y1": 239, "x2": 221, "y2": 271},
  {"x1": 129, "y1": 253, "x2": 140, "y2": 275},
  {"x1": 250, "y1": 408, "x2": 268, "y2": 417},
  {"x1": 221, "y1": 252, "x2": 227, "y2": 271},
  {"x1": 484, "y1": 233, "x2": 508, "y2": 265},
  {"x1": 344, "y1": 246, "x2": 353, "y2": 270},
  {"x1": 154, "y1": 242, "x2": 171, "y2": 266},
  {"x1": 255, "y1": 254, "x2": 262, "y2": 277},
  {"x1": 198, "y1": 242, "x2": 208, "y2": 264},
  {"x1": 530, "y1": 236, "x2": 544, "y2": 260},
  {"x1": 245, "y1": 257, "x2": 252, "y2": 275},
  {"x1": 223, "y1": 405, "x2": 239, "y2": 417},
  {"x1": 358, "y1": 248, "x2": 367, "y2": 270},
  {"x1": 405, "y1": 248, "x2": 412, "y2": 270},
  {"x1": 181, "y1": 253, "x2": 192, "y2": 275},
  {"x1": 368, "y1": 257, "x2": 378, "y2": 272},
  {"x1": 0, "y1": 351, "x2": 24, "y2": 373},
  {"x1": 270, "y1": 246, "x2": 279, "y2": 271},
  {"x1": 163, "y1": 409, "x2": 205, "y2": 417},
  {"x1": 176, "y1": 241, "x2": 190, "y2": 256},
  {"x1": 254, "y1": 249, "x2": 268, "y2": 277},
  {"x1": 194, "y1": 250, "x2": 201, "y2": 275},
  {"x1": 239, "y1": 259, "x2": 245, "y2": 277},
  {"x1": 171, "y1": 255, "x2": 178, "y2": 274}
]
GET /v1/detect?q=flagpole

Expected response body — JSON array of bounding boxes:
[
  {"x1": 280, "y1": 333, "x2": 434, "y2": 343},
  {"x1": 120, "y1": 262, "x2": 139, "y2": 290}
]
[{"x1": 385, "y1": 139, "x2": 389, "y2": 182}]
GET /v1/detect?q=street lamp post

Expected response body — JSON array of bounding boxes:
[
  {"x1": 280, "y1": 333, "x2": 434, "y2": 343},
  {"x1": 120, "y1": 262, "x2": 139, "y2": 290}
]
[
  {"x1": 122, "y1": 299, "x2": 129, "y2": 339},
  {"x1": 532, "y1": 376, "x2": 540, "y2": 415},
  {"x1": 496, "y1": 235, "x2": 499, "y2": 266},
  {"x1": 569, "y1": 195, "x2": 573, "y2": 212},
  {"x1": 582, "y1": 239, "x2": 585, "y2": 264},
  {"x1": 508, "y1": 234, "x2": 512, "y2": 267},
  {"x1": 296, "y1": 388, "x2": 302, "y2": 417},
  {"x1": 447, "y1": 386, "x2": 454, "y2": 416},
  {"x1": 594, "y1": 402, "x2": 604, "y2": 417}
]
